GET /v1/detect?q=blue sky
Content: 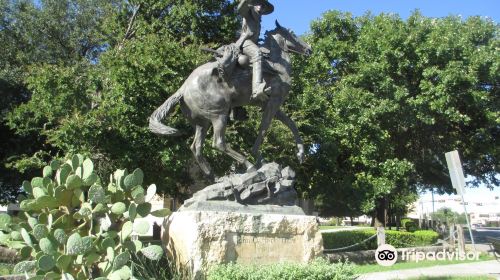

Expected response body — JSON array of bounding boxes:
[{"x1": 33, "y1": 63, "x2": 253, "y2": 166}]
[{"x1": 261, "y1": 0, "x2": 499, "y2": 35}]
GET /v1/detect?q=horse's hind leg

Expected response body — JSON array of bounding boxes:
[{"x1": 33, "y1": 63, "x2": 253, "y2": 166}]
[
  {"x1": 211, "y1": 115, "x2": 255, "y2": 172},
  {"x1": 191, "y1": 123, "x2": 213, "y2": 178}
]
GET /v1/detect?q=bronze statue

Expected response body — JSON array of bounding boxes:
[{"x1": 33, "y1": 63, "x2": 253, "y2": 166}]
[
  {"x1": 149, "y1": 3, "x2": 311, "y2": 180},
  {"x1": 235, "y1": 0, "x2": 274, "y2": 101}
]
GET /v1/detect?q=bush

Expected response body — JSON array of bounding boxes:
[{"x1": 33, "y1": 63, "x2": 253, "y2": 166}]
[
  {"x1": 0, "y1": 154, "x2": 172, "y2": 279},
  {"x1": 325, "y1": 218, "x2": 340, "y2": 226},
  {"x1": 322, "y1": 229, "x2": 439, "y2": 251},
  {"x1": 401, "y1": 218, "x2": 418, "y2": 232},
  {"x1": 323, "y1": 230, "x2": 376, "y2": 251},
  {"x1": 413, "y1": 230, "x2": 440, "y2": 246},
  {"x1": 207, "y1": 258, "x2": 356, "y2": 280}
]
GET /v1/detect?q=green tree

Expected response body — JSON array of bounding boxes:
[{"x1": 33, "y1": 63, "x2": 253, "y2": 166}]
[
  {"x1": 4, "y1": 0, "x2": 239, "y2": 200},
  {"x1": 431, "y1": 207, "x2": 467, "y2": 224},
  {"x1": 0, "y1": 0, "x2": 121, "y2": 203},
  {"x1": 290, "y1": 11, "x2": 498, "y2": 225}
]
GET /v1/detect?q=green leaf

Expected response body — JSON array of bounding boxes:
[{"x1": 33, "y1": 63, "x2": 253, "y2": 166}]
[
  {"x1": 56, "y1": 164, "x2": 72, "y2": 185},
  {"x1": 130, "y1": 186, "x2": 145, "y2": 202},
  {"x1": 10, "y1": 231, "x2": 22, "y2": 241},
  {"x1": 39, "y1": 238, "x2": 57, "y2": 255},
  {"x1": 132, "y1": 168, "x2": 144, "y2": 185},
  {"x1": 123, "y1": 174, "x2": 138, "y2": 189},
  {"x1": 31, "y1": 177, "x2": 44, "y2": 188},
  {"x1": 20, "y1": 228, "x2": 32, "y2": 246},
  {"x1": 93, "y1": 203, "x2": 107, "y2": 213},
  {"x1": 22, "y1": 180, "x2": 33, "y2": 195},
  {"x1": 136, "y1": 203, "x2": 152, "y2": 217},
  {"x1": 20, "y1": 246, "x2": 32, "y2": 259},
  {"x1": 0, "y1": 213, "x2": 11, "y2": 229},
  {"x1": 37, "y1": 255, "x2": 55, "y2": 271},
  {"x1": 128, "y1": 203, "x2": 137, "y2": 222},
  {"x1": 32, "y1": 224, "x2": 49, "y2": 241},
  {"x1": 27, "y1": 217, "x2": 38, "y2": 229},
  {"x1": 133, "y1": 219, "x2": 150, "y2": 235},
  {"x1": 101, "y1": 237, "x2": 115, "y2": 250},
  {"x1": 112, "y1": 251, "x2": 130, "y2": 270},
  {"x1": 66, "y1": 174, "x2": 83, "y2": 189},
  {"x1": 85, "y1": 252, "x2": 101, "y2": 266},
  {"x1": 82, "y1": 158, "x2": 94, "y2": 180},
  {"x1": 44, "y1": 271, "x2": 60, "y2": 280},
  {"x1": 57, "y1": 255, "x2": 73, "y2": 272},
  {"x1": 66, "y1": 233, "x2": 92, "y2": 255},
  {"x1": 50, "y1": 159, "x2": 61, "y2": 170},
  {"x1": 88, "y1": 185, "x2": 106, "y2": 204},
  {"x1": 13, "y1": 260, "x2": 36, "y2": 274},
  {"x1": 120, "y1": 221, "x2": 133, "y2": 241},
  {"x1": 140, "y1": 245, "x2": 164, "y2": 260},
  {"x1": 151, "y1": 208, "x2": 171, "y2": 217},
  {"x1": 36, "y1": 195, "x2": 59, "y2": 208},
  {"x1": 55, "y1": 187, "x2": 73, "y2": 206},
  {"x1": 32, "y1": 187, "x2": 47, "y2": 199},
  {"x1": 71, "y1": 154, "x2": 80, "y2": 171},
  {"x1": 145, "y1": 184, "x2": 157, "y2": 202},
  {"x1": 111, "y1": 202, "x2": 127, "y2": 215},
  {"x1": 83, "y1": 172, "x2": 98, "y2": 187},
  {"x1": 54, "y1": 229, "x2": 68, "y2": 245},
  {"x1": 43, "y1": 166, "x2": 53, "y2": 178}
]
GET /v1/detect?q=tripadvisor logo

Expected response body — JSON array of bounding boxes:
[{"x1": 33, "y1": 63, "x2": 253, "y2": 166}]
[
  {"x1": 375, "y1": 244, "x2": 398, "y2": 266},
  {"x1": 375, "y1": 244, "x2": 481, "y2": 266}
]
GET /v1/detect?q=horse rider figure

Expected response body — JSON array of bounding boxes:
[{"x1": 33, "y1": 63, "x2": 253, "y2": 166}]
[{"x1": 235, "y1": 0, "x2": 274, "y2": 101}]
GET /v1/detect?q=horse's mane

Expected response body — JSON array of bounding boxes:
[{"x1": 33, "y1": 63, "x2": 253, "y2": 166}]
[{"x1": 263, "y1": 27, "x2": 284, "y2": 47}]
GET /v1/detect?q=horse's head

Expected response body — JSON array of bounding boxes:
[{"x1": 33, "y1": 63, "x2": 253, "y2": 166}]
[{"x1": 270, "y1": 20, "x2": 312, "y2": 56}]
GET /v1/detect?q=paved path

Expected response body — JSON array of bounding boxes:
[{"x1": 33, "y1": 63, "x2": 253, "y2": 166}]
[{"x1": 358, "y1": 260, "x2": 500, "y2": 280}]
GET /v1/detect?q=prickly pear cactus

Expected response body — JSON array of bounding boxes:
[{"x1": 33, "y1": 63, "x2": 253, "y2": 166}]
[{"x1": 0, "y1": 154, "x2": 171, "y2": 280}]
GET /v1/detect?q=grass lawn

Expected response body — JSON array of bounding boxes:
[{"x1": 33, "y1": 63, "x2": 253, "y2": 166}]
[
  {"x1": 0, "y1": 262, "x2": 13, "y2": 276},
  {"x1": 354, "y1": 253, "x2": 494, "y2": 274},
  {"x1": 406, "y1": 276, "x2": 496, "y2": 280}
]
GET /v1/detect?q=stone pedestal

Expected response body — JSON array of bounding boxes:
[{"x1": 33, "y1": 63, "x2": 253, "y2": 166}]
[{"x1": 163, "y1": 211, "x2": 323, "y2": 279}]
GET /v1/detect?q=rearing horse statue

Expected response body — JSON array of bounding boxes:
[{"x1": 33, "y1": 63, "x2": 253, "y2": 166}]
[{"x1": 149, "y1": 22, "x2": 312, "y2": 178}]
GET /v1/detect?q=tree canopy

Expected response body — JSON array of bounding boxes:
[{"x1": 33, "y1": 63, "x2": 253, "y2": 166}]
[
  {"x1": 290, "y1": 11, "x2": 498, "y2": 222},
  {"x1": 1, "y1": 0, "x2": 238, "y2": 202}
]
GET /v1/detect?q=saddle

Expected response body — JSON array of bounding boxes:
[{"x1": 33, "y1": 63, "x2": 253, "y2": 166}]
[{"x1": 202, "y1": 43, "x2": 277, "y2": 82}]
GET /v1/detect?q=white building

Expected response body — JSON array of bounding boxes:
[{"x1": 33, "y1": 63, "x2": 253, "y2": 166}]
[{"x1": 408, "y1": 188, "x2": 500, "y2": 225}]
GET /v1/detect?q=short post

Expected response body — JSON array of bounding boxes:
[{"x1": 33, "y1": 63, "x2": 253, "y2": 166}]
[
  {"x1": 449, "y1": 224, "x2": 455, "y2": 247},
  {"x1": 456, "y1": 225, "x2": 466, "y2": 254},
  {"x1": 377, "y1": 227, "x2": 385, "y2": 247}
]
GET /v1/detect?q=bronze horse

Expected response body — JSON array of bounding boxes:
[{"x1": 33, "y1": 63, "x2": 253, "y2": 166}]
[{"x1": 149, "y1": 22, "x2": 312, "y2": 178}]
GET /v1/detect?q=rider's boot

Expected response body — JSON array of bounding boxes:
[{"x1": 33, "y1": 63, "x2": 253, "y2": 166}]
[{"x1": 250, "y1": 58, "x2": 270, "y2": 101}]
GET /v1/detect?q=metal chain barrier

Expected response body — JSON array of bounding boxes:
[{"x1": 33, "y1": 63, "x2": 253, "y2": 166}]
[{"x1": 323, "y1": 234, "x2": 377, "y2": 253}]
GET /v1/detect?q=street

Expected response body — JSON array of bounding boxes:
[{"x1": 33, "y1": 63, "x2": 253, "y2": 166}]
[{"x1": 465, "y1": 228, "x2": 500, "y2": 243}]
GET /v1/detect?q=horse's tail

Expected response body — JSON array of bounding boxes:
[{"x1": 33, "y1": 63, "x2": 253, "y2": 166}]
[{"x1": 149, "y1": 90, "x2": 184, "y2": 136}]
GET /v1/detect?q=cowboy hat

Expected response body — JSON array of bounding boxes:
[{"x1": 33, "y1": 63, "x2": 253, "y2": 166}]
[{"x1": 251, "y1": 0, "x2": 274, "y2": 15}]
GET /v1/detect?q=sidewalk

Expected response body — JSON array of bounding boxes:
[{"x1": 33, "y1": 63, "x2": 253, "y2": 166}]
[{"x1": 358, "y1": 260, "x2": 500, "y2": 280}]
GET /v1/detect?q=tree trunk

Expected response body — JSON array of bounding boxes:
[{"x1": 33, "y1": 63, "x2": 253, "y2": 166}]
[{"x1": 374, "y1": 197, "x2": 387, "y2": 228}]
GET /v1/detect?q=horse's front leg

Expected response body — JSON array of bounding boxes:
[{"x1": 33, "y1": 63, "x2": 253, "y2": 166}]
[
  {"x1": 251, "y1": 99, "x2": 281, "y2": 165},
  {"x1": 275, "y1": 109, "x2": 304, "y2": 163}
]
